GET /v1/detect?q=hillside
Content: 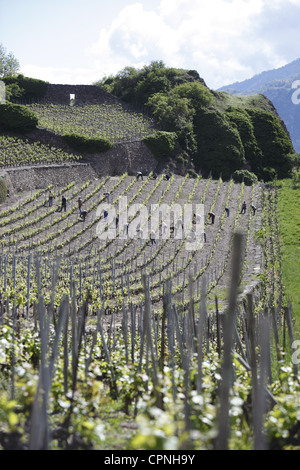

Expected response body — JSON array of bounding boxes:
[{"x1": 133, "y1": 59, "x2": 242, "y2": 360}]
[
  {"x1": 219, "y1": 58, "x2": 300, "y2": 152},
  {"x1": 1, "y1": 67, "x2": 296, "y2": 182},
  {"x1": 97, "y1": 63, "x2": 296, "y2": 181},
  {"x1": 0, "y1": 68, "x2": 299, "y2": 450}
]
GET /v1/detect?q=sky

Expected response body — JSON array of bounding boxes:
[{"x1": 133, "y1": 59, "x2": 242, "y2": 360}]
[{"x1": 1, "y1": 0, "x2": 300, "y2": 90}]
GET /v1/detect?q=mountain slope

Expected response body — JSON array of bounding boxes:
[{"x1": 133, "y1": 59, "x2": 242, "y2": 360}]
[{"x1": 219, "y1": 58, "x2": 300, "y2": 151}]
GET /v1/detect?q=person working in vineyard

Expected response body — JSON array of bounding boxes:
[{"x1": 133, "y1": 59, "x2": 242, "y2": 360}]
[
  {"x1": 78, "y1": 197, "x2": 83, "y2": 213},
  {"x1": 150, "y1": 230, "x2": 156, "y2": 246},
  {"x1": 174, "y1": 218, "x2": 184, "y2": 236},
  {"x1": 80, "y1": 209, "x2": 87, "y2": 222},
  {"x1": 136, "y1": 171, "x2": 143, "y2": 181},
  {"x1": 123, "y1": 222, "x2": 129, "y2": 236},
  {"x1": 193, "y1": 213, "x2": 201, "y2": 224},
  {"x1": 58, "y1": 195, "x2": 67, "y2": 212},
  {"x1": 104, "y1": 192, "x2": 110, "y2": 203},
  {"x1": 208, "y1": 212, "x2": 215, "y2": 224},
  {"x1": 136, "y1": 225, "x2": 144, "y2": 245},
  {"x1": 240, "y1": 201, "x2": 247, "y2": 214},
  {"x1": 48, "y1": 190, "x2": 53, "y2": 207},
  {"x1": 251, "y1": 204, "x2": 257, "y2": 215}
]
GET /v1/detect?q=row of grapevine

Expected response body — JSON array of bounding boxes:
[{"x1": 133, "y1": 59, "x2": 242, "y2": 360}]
[
  {"x1": 0, "y1": 135, "x2": 81, "y2": 167},
  {"x1": 0, "y1": 174, "x2": 298, "y2": 450},
  {"x1": 27, "y1": 103, "x2": 156, "y2": 143}
]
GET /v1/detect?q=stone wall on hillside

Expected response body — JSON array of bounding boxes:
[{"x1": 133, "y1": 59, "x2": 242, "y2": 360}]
[
  {"x1": 22, "y1": 128, "x2": 158, "y2": 176},
  {"x1": 15, "y1": 83, "x2": 160, "y2": 178},
  {"x1": 40, "y1": 84, "x2": 120, "y2": 106},
  {"x1": 86, "y1": 140, "x2": 158, "y2": 176},
  {"x1": 2, "y1": 163, "x2": 97, "y2": 194}
]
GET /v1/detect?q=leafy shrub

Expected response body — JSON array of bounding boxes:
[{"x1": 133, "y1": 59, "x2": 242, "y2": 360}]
[
  {"x1": 62, "y1": 133, "x2": 113, "y2": 153},
  {"x1": 225, "y1": 107, "x2": 263, "y2": 170},
  {"x1": 0, "y1": 103, "x2": 38, "y2": 131},
  {"x1": 3, "y1": 74, "x2": 49, "y2": 101},
  {"x1": 143, "y1": 130, "x2": 178, "y2": 161},
  {"x1": 245, "y1": 107, "x2": 294, "y2": 178},
  {"x1": 193, "y1": 108, "x2": 245, "y2": 179},
  {"x1": 0, "y1": 177, "x2": 7, "y2": 203},
  {"x1": 233, "y1": 169, "x2": 258, "y2": 185}
]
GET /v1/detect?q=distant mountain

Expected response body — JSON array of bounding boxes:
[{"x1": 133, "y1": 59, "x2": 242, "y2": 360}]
[{"x1": 219, "y1": 58, "x2": 300, "y2": 152}]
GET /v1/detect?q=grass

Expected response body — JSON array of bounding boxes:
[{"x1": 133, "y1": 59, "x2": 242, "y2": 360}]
[
  {"x1": 213, "y1": 91, "x2": 278, "y2": 114},
  {"x1": 277, "y1": 178, "x2": 300, "y2": 338}
]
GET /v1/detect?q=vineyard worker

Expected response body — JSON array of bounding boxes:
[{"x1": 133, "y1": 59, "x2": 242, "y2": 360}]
[
  {"x1": 150, "y1": 230, "x2": 156, "y2": 245},
  {"x1": 104, "y1": 192, "x2": 110, "y2": 203},
  {"x1": 251, "y1": 204, "x2": 257, "y2": 215},
  {"x1": 225, "y1": 207, "x2": 230, "y2": 217},
  {"x1": 48, "y1": 190, "x2": 53, "y2": 207},
  {"x1": 240, "y1": 201, "x2": 247, "y2": 214},
  {"x1": 58, "y1": 195, "x2": 67, "y2": 212},
  {"x1": 174, "y1": 218, "x2": 184, "y2": 236},
  {"x1": 208, "y1": 212, "x2": 215, "y2": 224},
  {"x1": 136, "y1": 171, "x2": 143, "y2": 181},
  {"x1": 123, "y1": 222, "x2": 129, "y2": 236},
  {"x1": 193, "y1": 213, "x2": 201, "y2": 224},
  {"x1": 136, "y1": 225, "x2": 143, "y2": 237},
  {"x1": 78, "y1": 197, "x2": 83, "y2": 212},
  {"x1": 136, "y1": 226, "x2": 144, "y2": 245},
  {"x1": 80, "y1": 209, "x2": 87, "y2": 222}
]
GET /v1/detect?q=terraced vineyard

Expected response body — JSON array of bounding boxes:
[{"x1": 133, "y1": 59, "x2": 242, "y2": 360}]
[
  {"x1": 27, "y1": 103, "x2": 156, "y2": 143},
  {"x1": 1, "y1": 170, "x2": 298, "y2": 451},
  {"x1": 0, "y1": 173, "x2": 261, "y2": 313},
  {"x1": 0, "y1": 135, "x2": 82, "y2": 167}
]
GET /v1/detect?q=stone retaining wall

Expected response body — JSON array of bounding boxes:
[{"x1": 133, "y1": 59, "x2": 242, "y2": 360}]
[{"x1": 1, "y1": 163, "x2": 98, "y2": 194}]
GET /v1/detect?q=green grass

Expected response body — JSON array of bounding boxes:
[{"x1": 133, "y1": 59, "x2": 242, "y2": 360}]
[
  {"x1": 277, "y1": 178, "x2": 300, "y2": 338},
  {"x1": 214, "y1": 91, "x2": 278, "y2": 114}
]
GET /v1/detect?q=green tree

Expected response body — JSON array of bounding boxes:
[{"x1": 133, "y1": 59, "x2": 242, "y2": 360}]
[
  {"x1": 246, "y1": 107, "x2": 295, "y2": 178},
  {"x1": 193, "y1": 108, "x2": 245, "y2": 179},
  {"x1": 146, "y1": 92, "x2": 196, "y2": 154},
  {"x1": 0, "y1": 44, "x2": 20, "y2": 78},
  {"x1": 225, "y1": 107, "x2": 263, "y2": 170}
]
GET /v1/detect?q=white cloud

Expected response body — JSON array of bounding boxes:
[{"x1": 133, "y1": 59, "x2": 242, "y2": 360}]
[
  {"x1": 21, "y1": 64, "x2": 99, "y2": 86},
  {"x1": 21, "y1": 0, "x2": 300, "y2": 88},
  {"x1": 86, "y1": 0, "x2": 300, "y2": 88}
]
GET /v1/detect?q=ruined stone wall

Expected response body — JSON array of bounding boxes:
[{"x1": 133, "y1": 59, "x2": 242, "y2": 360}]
[
  {"x1": 35, "y1": 84, "x2": 159, "y2": 175},
  {"x1": 40, "y1": 84, "x2": 120, "y2": 106}
]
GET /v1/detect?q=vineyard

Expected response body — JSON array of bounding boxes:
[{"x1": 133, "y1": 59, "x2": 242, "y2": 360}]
[
  {"x1": 0, "y1": 169, "x2": 299, "y2": 451},
  {"x1": 0, "y1": 135, "x2": 81, "y2": 167},
  {"x1": 27, "y1": 103, "x2": 156, "y2": 143}
]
